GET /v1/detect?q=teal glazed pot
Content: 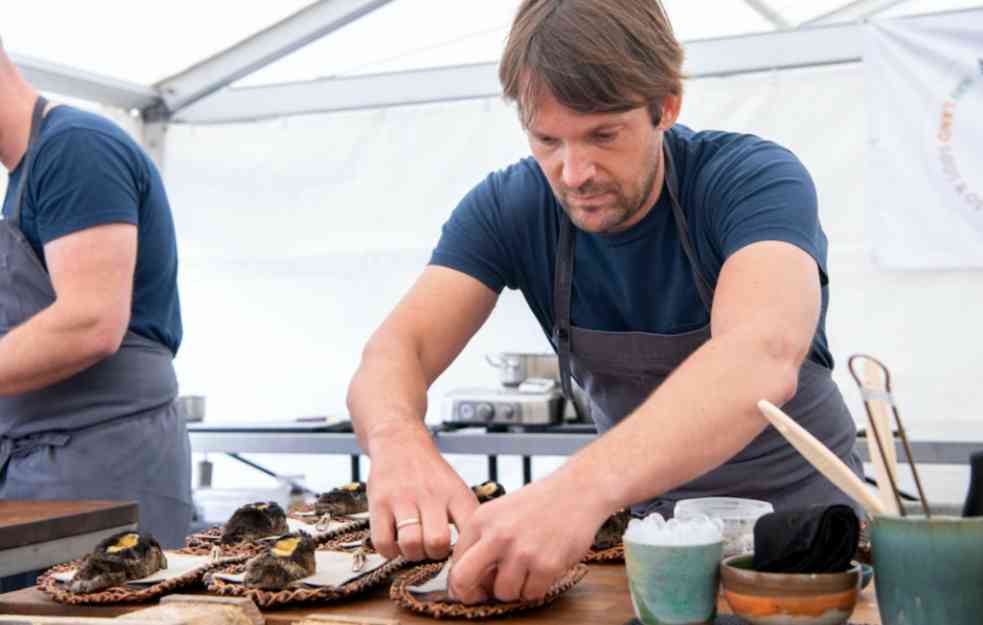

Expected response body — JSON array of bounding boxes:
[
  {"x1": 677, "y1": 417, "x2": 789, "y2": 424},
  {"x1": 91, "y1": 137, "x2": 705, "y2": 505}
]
[
  {"x1": 870, "y1": 514, "x2": 983, "y2": 625},
  {"x1": 624, "y1": 539, "x2": 723, "y2": 625}
]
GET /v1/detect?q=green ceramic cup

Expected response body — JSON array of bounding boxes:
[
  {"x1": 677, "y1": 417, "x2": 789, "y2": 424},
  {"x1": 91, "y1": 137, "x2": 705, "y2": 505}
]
[
  {"x1": 624, "y1": 539, "x2": 723, "y2": 625},
  {"x1": 871, "y1": 514, "x2": 983, "y2": 625}
]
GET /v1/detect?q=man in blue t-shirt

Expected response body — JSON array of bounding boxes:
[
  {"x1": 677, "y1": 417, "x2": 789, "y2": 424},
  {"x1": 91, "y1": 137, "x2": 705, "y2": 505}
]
[
  {"x1": 0, "y1": 38, "x2": 191, "y2": 555},
  {"x1": 348, "y1": 0, "x2": 862, "y2": 605}
]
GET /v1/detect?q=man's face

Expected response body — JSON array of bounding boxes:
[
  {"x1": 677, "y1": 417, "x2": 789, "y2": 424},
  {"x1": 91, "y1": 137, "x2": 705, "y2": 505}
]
[{"x1": 526, "y1": 91, "x2": 663, "y2": 234}]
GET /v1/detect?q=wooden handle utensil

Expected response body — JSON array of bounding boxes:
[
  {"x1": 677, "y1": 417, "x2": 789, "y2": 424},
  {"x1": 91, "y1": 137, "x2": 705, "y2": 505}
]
[
  {"x1": 862, "y1": 360, "x2": 902, "y2": 515},
  {"x1": 757, "y1": 399, "x2": 887, "y2": 516}
]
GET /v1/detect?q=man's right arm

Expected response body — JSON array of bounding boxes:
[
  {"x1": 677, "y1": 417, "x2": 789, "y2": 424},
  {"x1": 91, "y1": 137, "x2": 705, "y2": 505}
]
[{"x1": 347, "y1": 265, "x2": 498, "y2": 561}]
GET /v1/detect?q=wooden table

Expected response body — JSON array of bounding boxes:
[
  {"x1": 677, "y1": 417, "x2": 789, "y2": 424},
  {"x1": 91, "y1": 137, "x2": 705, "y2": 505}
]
[
  {"x1": 0, "y1": 501, "x2": 138, "y2": 577},
  {"x1": 0, "y1": 565, "x2": 882, "y2": 624}
]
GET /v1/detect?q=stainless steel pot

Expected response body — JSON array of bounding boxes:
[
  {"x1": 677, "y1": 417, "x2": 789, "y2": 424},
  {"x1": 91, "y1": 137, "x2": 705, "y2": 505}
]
[
  {"x1": 177, "y1": 395, "x2": 206, "y2": 422},
  {"x1": 485, "y1": 352, "x2": 560, "y2": 386}
]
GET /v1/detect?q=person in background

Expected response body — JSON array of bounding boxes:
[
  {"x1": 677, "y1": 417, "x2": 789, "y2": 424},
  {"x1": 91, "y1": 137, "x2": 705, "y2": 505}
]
[
  {"x1": 0, "y1": 35, "x2": 191, "y2": 573},
  {"x1": 347, "y1": 0, "x2": 863, "y2": 605}
]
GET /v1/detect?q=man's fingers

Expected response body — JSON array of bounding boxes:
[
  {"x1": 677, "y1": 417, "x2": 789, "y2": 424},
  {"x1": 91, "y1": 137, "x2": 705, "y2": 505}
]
[
  {"x1": 491, "y1": 556, "x2": 529, "y2": 603},
  {"x1": 393, "y1": 502, "x2": 426, "y2": 561},
  {"x1": 449, "y1": 537, "x2": 500, "y2": 604},
  {"x1": 450, "y1": 498, "x2": 487, "y2": 564},
  {"x1": 419, "y1": 501, "x2": 452, "y2": 561},
  {"x1": 521, "y1": 560, "x2": 565, "y2": 601},
  {"x1": 448, "y1": 490, "x2": 480, "y2": 532},
  {"x1": 368, "y1": 500, "x2": 397, "y2": 560}
]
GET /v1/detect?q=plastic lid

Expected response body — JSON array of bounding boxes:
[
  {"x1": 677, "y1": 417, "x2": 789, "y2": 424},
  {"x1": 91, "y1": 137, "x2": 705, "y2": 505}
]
[{"x1": 674, "y1": 497, "x2": 774, "y2": 520}]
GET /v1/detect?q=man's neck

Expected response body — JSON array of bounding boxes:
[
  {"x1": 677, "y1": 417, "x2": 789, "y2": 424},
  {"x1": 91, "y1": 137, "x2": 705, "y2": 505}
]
[{"x1": 0, "y1": 76, "x2": 39, "y2": 172}]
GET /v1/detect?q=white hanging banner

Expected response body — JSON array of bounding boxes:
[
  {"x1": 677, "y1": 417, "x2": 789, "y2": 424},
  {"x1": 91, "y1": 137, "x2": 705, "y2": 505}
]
[{"x1": 865, "y1": 10, "x2": 983, "y2": 269}]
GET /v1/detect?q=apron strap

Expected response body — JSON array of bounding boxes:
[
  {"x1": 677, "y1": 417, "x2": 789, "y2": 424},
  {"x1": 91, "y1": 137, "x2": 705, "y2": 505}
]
[
  {"x1": 10, "y1": 96, "x2": 50, "y2": 229},
  {"x1": 662, "y1": 144, "x2": 714, "y2": 311},
  {"x1": 553, "y1": 215, "x2": 577, "y2": 411}
]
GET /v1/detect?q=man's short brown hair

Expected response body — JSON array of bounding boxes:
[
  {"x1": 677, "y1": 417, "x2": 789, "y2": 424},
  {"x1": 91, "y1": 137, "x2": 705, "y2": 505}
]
[{"x1": 499, "y1": 0, "x2": 684, "y2": 127}]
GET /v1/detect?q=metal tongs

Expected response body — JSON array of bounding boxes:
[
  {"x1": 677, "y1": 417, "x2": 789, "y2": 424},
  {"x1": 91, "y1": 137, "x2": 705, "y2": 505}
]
[{"x1": 847, "y1": 354, "x2": 931, "y2": 518}]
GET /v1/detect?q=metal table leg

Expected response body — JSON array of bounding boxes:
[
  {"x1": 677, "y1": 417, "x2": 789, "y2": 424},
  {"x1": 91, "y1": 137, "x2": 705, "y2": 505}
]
[{"x1": 351, "y1": 455, "x2": 361, "y2": 482}]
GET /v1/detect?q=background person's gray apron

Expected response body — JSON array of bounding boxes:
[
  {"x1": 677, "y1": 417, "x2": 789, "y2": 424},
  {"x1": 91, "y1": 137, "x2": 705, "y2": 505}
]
[
  {"x1": 553, "y1": 143, "x2": 864, "y2": 519},
  {"x1": 0, "y1": 97, "x2": 192, "y2": 549}
]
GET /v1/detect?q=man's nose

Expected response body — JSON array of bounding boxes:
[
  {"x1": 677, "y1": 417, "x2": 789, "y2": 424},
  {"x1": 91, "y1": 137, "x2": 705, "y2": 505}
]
[{"x1": 560, "y1": 146, "x2": 596, "y2": 191}]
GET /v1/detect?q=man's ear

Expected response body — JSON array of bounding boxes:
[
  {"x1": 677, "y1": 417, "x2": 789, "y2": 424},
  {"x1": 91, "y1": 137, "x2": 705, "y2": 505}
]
[{"x1": 653, "y1": 95, "x2": 682, "y2": 130}]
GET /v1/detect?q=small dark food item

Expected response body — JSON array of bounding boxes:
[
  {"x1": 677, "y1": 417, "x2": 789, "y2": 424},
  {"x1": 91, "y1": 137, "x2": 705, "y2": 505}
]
[
  {"x1": 243, "y1": 532, "x2": 317, "y2": 589},
  {"x1": 593, "y1": 509, "x2": 630, "y2": 550},
  {"x1": 471, "y1": 481, "x2": 506, "y2": 503},
  {"x1": 221, "y1": 501, "x2": 289, "y2": 545},
  {"x1": 315, "y1": 481, "x2": 368, "y2": 516},
  {"x1": 68, "y1": 532, "x2": 167, "y2": 594}
]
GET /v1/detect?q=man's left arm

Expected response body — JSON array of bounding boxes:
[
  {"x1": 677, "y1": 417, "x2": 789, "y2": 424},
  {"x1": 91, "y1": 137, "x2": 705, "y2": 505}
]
[
  {"x1": 0, "y1": 223, "x2": 136, "y2": 395},
  {"x1": 450, "y1": 240, "x2": 821, "y2": 603}
]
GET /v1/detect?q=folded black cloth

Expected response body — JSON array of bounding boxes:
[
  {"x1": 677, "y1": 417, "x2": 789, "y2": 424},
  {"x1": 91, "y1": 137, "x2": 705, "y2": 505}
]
[{"x1": 752, "y1": 504, "x2": 860, "y2": 573}]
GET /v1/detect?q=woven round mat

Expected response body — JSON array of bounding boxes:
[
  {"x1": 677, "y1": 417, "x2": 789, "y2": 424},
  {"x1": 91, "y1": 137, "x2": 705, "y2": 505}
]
[
  {"x1": 178, "y1": 518, "x2": 369, "y2": 558},
  {"x1": 582, "y1": 543, "x2": 624, "y2": 563},
  {"x1": 177, "y1": 526, "x2": 267, "y2": 558},
  {"x1": 204, "y1": 552, "x2": 408, "y2": 607},
  {"x1": 287, "y1": 503, "x2": 367, "y2": 524},
  {"x1": 319, "y1": 528, "x2": 372, "y2": 551},
  {"x1": 390, "y1": 561, "x2": 589, "y2": 620},
  {"x1": 37, "y1": 554, "x2": 246, "y2": 605}
]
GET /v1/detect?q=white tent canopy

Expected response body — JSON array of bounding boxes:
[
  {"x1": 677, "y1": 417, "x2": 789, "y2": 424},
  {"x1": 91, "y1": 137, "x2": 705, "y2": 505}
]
[{"x1": 5, "y1": 0, "x2": 982, "y2": 126}]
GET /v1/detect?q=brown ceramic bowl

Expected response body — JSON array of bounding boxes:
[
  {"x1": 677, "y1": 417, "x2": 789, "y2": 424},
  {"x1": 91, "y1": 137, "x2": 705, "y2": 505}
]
[{"x1": 719, "y1": 554, "x2": 861, "y2": 625}]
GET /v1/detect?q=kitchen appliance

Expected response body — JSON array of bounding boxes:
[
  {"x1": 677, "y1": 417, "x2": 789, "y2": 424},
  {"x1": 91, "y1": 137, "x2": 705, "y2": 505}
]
[{"x1": 442, "y1": 378, "x2": 564, "y2": 427}]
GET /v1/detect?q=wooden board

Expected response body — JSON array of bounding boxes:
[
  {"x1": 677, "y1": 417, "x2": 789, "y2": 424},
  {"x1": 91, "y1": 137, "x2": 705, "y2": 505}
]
[
  {"x1": 0, "y1": 566, "x2": 883, "y2": 625},
  {"x1": 0, "y1": 501, "x2": 138, "y2": 550},
  {"x1": 0, "y1": 524, "x2": 137, "y2": 577}
]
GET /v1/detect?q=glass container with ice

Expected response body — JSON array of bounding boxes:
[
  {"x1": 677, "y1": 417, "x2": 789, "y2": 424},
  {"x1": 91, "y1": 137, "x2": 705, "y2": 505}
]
[
  {"x1": 674, "y1": 497, "x2": 773, "y2": 558},
  {"x1": 623, "y1": 513, "x2": 724, "y2": 625}
]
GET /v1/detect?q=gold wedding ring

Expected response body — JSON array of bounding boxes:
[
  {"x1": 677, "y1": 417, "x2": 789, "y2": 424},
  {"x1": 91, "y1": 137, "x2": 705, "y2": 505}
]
[{"x1": 396, "y1": 517, "x2": 422, "y2": 530}]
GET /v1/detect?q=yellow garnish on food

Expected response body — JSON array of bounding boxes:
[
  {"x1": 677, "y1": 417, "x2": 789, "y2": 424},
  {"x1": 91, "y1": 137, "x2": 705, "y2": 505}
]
[
  {"x1": 106, "y1": 533, "x2": 139, "y2": 553},
  {"x1": 342, "y1": 482, "x2": 360, "y2": 492},
  {"x1": 272, "y1": 537, "x2": 300, "y2": 557},
  {"x1": 477, "y1": 482, "x2": 497, "y2": 497}
]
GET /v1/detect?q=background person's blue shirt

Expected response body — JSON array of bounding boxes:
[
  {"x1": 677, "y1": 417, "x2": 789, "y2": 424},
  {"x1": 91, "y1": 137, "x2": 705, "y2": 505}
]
[
  {"x1": 430, "y1": 124, "x2": 834, "y2": 368},
  {"x1": 2, "y1": 106, "x2": 182, "y2": 355}
]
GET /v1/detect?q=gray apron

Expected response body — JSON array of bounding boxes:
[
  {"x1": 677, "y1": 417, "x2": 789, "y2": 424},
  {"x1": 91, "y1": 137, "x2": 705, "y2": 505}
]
[
  {"x1": 0, "y1": 97, "x2": 192, "y2": 548},
  {"x1": 553, "y1": 143, "x2": 864, "y2": 518}
]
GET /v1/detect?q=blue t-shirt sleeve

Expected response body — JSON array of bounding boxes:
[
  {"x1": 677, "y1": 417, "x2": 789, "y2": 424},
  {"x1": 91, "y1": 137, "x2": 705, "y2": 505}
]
[
  {"x1": 31, "y1": 128, "x2": 141, "y2": 245},
  {"x1": 701, "y1": 139, "x2": 828, "y2": 285},
  {"x1": 429, "y1": 167, "x2": 526, "y2": 293}
]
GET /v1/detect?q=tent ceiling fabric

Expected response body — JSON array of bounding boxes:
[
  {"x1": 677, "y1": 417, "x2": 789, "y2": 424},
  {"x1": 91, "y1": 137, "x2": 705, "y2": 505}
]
[
  {"x1": 175, "y1": 22, "x2": 864, "y2": 124},
  {"x1": 155, "y1": 0, "x2": 394, "y2": 112},
  {"x1": 3, "y1": 0, "x2": 982, "y2": 116},
  {"x1": 233, "y1": 0, "x2": 775, "y2": 87},
  {"x1": 1, "y1": 0, "x2": 314, "y2": 85}
]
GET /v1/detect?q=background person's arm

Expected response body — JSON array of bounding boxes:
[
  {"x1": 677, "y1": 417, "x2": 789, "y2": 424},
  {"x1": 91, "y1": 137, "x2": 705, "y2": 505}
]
[
  {"x1": 347, "y1": 265, "x2": 498, "y2": 561},
  {"x1": 0, "y1": 223, "x2": 136, "y2": 394}
]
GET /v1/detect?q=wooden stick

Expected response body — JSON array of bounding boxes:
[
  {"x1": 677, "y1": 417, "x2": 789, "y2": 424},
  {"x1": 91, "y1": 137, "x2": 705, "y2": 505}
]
[
  {"x1": 863, "y1": 360, "x2": 902, "y2": 515},
  {"x1": 757, "y1": 400, "x2": 887, "y2": 516}
]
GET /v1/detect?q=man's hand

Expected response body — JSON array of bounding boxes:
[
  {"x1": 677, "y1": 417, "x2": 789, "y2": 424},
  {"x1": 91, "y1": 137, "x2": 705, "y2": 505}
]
[
  {"x1": 367, "y1": 425, "x2": 479, "y2": 562},
  {"x1": 448, "y1": 471, "x2": 609, "y2": 604}
]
